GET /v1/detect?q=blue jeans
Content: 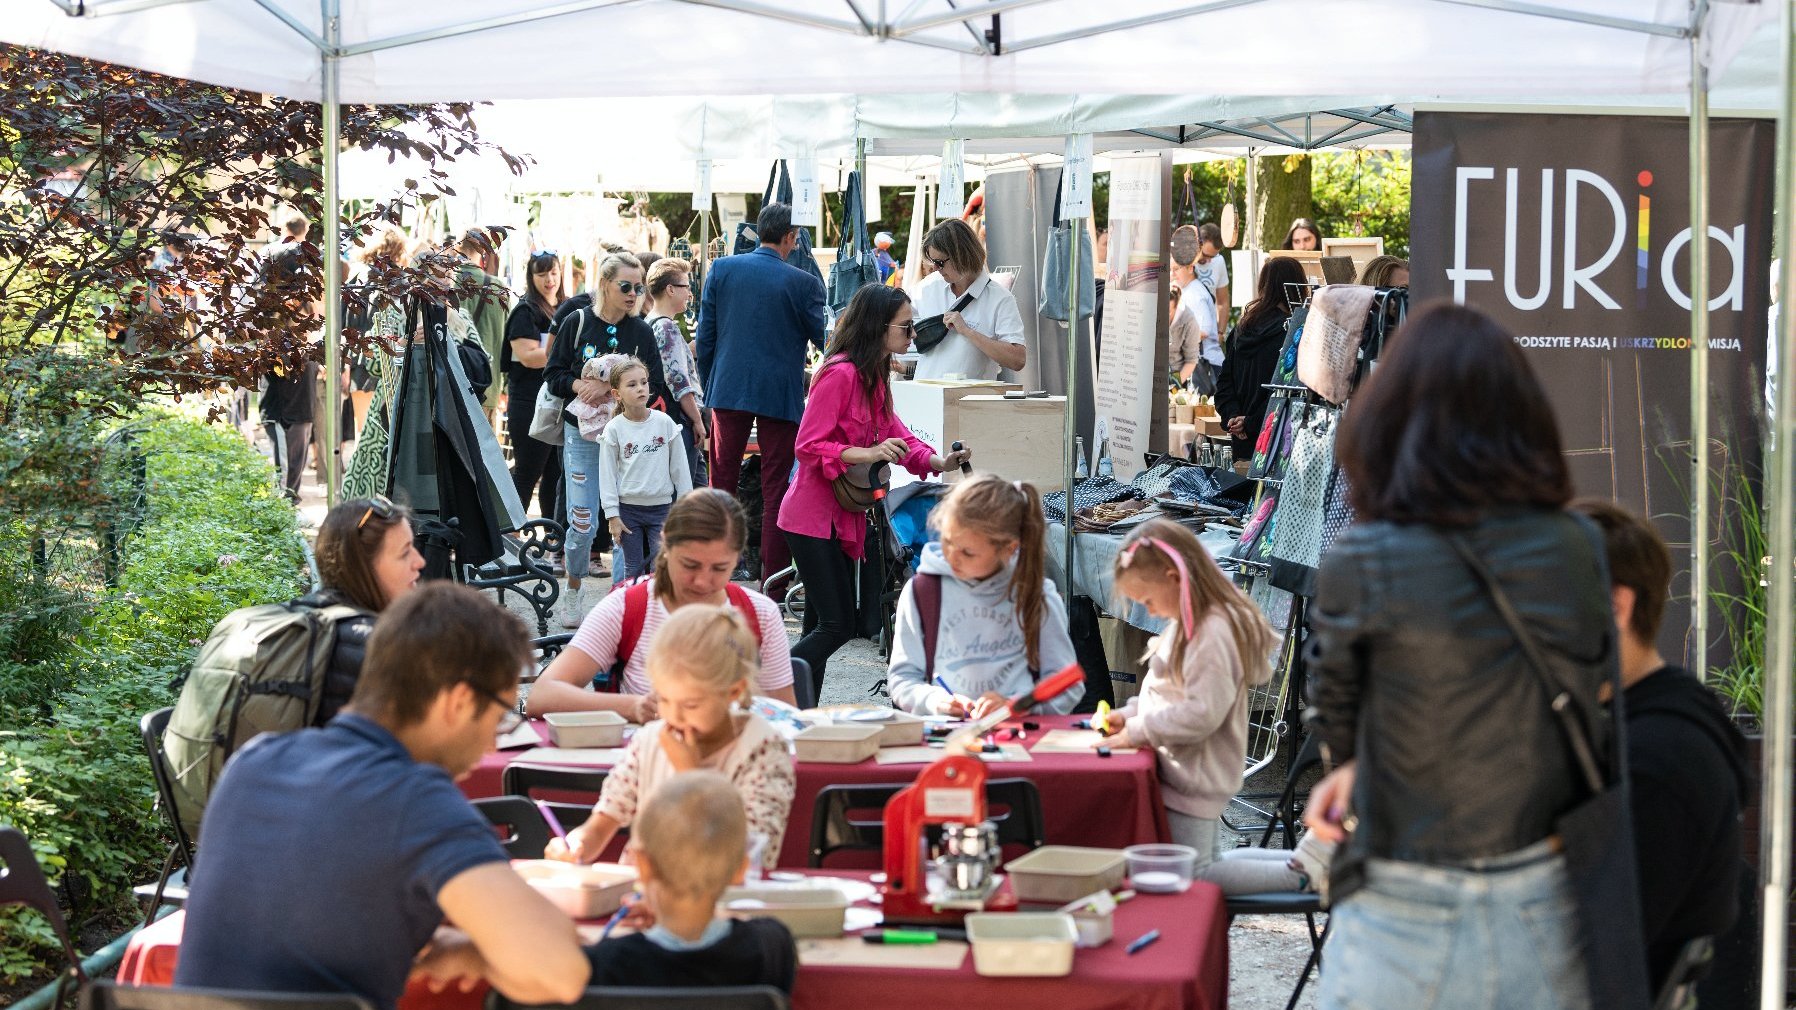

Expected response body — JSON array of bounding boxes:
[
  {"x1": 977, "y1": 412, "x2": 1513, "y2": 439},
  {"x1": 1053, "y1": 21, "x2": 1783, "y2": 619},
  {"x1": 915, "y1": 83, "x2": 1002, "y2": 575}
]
[
  {"x1": 615, "y1": 501, "x2": 670, "y2": 581},
  {"x1": 1319, "y1": 840, "x2": 1588, "y2": 1010},
  {"x1": 562, "y1": 423, "x2": 609, "y2": 581}
]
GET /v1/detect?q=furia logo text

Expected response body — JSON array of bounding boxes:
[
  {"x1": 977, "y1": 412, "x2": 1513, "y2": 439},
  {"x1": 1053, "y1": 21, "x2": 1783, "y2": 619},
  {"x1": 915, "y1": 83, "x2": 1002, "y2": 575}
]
[{"x1": 1445, "y1": 167, "x2": 1748, "y2": 312}]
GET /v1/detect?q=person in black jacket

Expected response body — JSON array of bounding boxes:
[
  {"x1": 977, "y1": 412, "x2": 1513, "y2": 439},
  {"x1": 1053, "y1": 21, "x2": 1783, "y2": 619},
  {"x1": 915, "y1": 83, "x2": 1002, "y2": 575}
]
[
  {"x1": 309, "y1": 495, "x2": 426, "y2": 724},
  {"x1": 1303, "y1": 303, "x2": 1613, "y2": 1010},
  {"x1": 583, "y1": 772, "x2": 797, "y2": 994},
  {"x1": 1572, "y1": 498, "x2": 1751, "y2": 997},
  {"x1": 503, "y1": 251, "x2": 566, "y2": 523},
  {"x1": 543, "y1": 252, "x2": 676, "y2": 626},
  {"x1": 1216, "y1": 256, "x2": 1307, "y2": 461}
]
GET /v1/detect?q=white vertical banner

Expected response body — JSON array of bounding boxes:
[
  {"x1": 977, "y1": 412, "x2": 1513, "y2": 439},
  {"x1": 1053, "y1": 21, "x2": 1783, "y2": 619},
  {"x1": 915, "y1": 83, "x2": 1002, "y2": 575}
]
[
  {"x1": 1061, "y1": 133, "x2": 1094, "y2": 218},
  {"x1": 937, "y1": 139, "x2": 966, "y2": 218},
  {"x1": 865, "y1": 180, "x2": 882, "y2": 223},
  {"x1": 691, "y1": 159, "x2": 712, "y2": 213},
  {"x1": 1093, "y1": 154, "x2": 1165, "y2": 480},
  {"x1": 790, "y1": 157, "x2": 821, "y2": 226}
]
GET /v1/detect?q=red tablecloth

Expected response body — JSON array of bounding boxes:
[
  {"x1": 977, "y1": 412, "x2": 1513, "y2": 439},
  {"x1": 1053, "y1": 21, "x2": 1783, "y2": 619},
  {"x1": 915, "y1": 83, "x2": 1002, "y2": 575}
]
[
  {"x1": 120, "y1": 873, "x2": 1229, "y2": 1010},
  {"x1": 462, "y1": 713, "x2": 1172, "y2": 867}
]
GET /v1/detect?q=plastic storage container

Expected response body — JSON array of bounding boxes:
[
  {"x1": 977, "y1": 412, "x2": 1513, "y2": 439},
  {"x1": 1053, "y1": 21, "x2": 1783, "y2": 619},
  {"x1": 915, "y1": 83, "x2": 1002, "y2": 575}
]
[
  {"x1": 965, "y1": 912, "x2": 1079, "y2": 977},
  {"x1": 717, "y1": 884, "x2": 850, "y2": 938},
  {"x1": 793, "y1": 724, "x2": 883, "y2": 764},
  {"x1": 513, "y1": 860, "x2": 637, "y2": 918},
  {"x1": 544, "y1": 710, "x2": 628, "y2": 748},
  {"x1": 1003, "y1": 846, "x2": 1128, "y2": 903},
  {"x1": 840, "y1": 708, "x2": 926, "y2": 747},
  {"x1": 1124, "y1": 843, "x2": 1198, "y2": 893}
]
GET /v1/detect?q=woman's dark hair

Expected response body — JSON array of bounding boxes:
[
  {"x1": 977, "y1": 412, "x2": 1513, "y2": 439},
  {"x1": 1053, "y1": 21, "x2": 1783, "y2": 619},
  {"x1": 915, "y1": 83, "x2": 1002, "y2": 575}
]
[
  {"x1": 822, "y1": 284, "x2": 911, "y2": 409},
  {"x1": 315, "y1": 497, "x2": 412, "y2": 612},
  {"x1": 1237, "y1": 257, "x2": 1309, "y2": 335},
  {"x1": 1336, "y1": 301, "x2": 1571, "y2": 527},
  {"x1": 523, "y1": 251, "x2": 565, "y2": 318},
  {"x1": 1280, "y1": 217, "x2": 1321, "y2": 250}
]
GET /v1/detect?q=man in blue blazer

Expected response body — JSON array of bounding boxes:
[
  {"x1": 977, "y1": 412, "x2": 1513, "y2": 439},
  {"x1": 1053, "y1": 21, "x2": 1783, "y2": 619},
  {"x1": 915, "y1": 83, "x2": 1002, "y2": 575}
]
[{"x1": 696, "y1": 202, "x2": 826, "y2": 582}]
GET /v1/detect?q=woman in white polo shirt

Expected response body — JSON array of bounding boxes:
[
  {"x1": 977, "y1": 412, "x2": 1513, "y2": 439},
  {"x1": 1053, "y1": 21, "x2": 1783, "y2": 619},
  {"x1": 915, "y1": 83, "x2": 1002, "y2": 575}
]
[{"x1": 912, "y1": 219, "x2": 1027, "y2": 381}]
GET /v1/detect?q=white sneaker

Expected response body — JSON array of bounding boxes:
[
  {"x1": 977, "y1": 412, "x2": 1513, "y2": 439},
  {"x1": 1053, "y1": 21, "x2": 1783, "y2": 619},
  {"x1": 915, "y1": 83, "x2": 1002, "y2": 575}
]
[{"x1": 557, "y1": 581, "x2": 588, "y2": 629}]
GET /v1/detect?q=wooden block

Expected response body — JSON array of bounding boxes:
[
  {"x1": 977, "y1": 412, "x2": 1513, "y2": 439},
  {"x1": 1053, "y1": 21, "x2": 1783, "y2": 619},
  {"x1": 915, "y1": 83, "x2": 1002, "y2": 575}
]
[{"x1": 955, "y1": 395, "x2": 1068, "y2": 489}]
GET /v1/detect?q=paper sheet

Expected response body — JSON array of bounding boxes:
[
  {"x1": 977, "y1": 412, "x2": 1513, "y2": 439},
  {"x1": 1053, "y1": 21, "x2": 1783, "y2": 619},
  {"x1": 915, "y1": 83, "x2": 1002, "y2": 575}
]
[
  {"x1": 797, "y1": 937, "x2": 969, "y2": 970},
  {"x1": 495, "y1": 724, "x2": 542, "y2": 750},
  {"x1": 873, "y1": 744, "x2": 1032, "y2": 765},
  {"x1": 512, "y1": 746, "x2": 626, "y2": 767},
  {"x1": 1029, "y1": 729, "x2": 1139, "y2": 755}
]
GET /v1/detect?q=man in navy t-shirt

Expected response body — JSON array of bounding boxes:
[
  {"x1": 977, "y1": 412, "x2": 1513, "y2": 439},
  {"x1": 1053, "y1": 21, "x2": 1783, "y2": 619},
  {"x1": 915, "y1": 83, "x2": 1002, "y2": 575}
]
[{"x1": 176, "y1": 582, "x2": 589, "y2": 1010}]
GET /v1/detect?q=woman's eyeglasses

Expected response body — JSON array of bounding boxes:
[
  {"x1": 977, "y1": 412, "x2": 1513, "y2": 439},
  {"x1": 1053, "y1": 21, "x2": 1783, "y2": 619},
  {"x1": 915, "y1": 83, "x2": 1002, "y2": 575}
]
[
  {"x1": 617, "y1": 281, "x2": 646, "y2": 295},
  {"x1": 927, "y1": 256, "x2": 950, "y2": 270},
  {"x1": 356, "y1": 493, "x2": 397, "y2": 530}
]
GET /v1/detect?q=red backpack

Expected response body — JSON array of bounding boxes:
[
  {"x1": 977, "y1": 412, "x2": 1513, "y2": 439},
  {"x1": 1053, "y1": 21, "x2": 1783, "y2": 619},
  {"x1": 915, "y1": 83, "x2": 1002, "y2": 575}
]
[{"x1": 602, "y1": 578, "x2": 765, "y2": 691}]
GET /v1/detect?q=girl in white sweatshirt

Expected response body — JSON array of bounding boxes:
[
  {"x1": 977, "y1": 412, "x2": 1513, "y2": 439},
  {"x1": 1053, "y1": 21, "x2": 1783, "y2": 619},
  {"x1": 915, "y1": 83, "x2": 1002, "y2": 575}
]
[
  {"x1": 600, "y1": 357, "x2": 692, "y2": 580},
  {"x1": 1102, "y1": 518, "x2": 1276, "y2": 867},
  {"x1": 887, "y1": 476, "x2": 1081, "y2": 718}
]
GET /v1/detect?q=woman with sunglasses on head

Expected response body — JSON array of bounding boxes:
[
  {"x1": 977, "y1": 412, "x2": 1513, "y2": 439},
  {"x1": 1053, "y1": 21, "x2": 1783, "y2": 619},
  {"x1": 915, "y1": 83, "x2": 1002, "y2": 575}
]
[
  {"x1": 911, "y1": 218, "x2": 1026, "y2": 382},
  {"x1": 778, "y1": 284, "x2": 971, "y2": 697},
  {"x1": 303, "y1": 495, "x2": 427, "y2": 724},
  {"x1": 644, "y1": 258, "x2": 708, "y2": 486},
  {"x1": 545, "y1": 252, "x2": 678, "y2": 627},
  {"x1": 504, "y1": 250, "x2": 567, "y2": 529}
]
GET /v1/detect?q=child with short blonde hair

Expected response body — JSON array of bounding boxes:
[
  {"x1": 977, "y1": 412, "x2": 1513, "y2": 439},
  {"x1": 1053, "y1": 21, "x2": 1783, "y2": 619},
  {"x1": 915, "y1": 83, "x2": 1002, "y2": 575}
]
[
  {"x1": 550, "y1": 604, "x2": 795, "y2": 864},
  {"x1": 582, "y1": 772, "x2": 797, "y2": 993},
  {"x1": 600, "y1": 356, "x2": 692, "y2": 580}
]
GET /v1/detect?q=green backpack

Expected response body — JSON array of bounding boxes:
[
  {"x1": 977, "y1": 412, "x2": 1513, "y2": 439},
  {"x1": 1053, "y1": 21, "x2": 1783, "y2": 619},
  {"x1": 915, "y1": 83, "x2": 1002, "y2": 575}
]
[{"x1": 162, "y1": 594, "x2": 364, "y2": 840}]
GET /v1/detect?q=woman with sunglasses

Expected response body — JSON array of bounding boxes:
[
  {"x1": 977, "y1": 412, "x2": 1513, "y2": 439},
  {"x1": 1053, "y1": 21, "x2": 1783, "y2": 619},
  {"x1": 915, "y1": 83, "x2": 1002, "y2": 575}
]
[
  {"x1": 778, "y1": 284, "x2": 971, "y2": 697},
  {"x1": 504, "y1": 250, "x2": 567, "y2": 530},
  {"x1": 306, "y1": 494, "x2": 427, "y2": 724},
  {"x1": 545, "y1": 252, "x2": 678, "y2": 627},
  {"x1": 911, "y1": 218, "x2": 1026, "y2": 382},
  {"x1": 644, "y1": 257, "x2": 708, "y2": 486}
]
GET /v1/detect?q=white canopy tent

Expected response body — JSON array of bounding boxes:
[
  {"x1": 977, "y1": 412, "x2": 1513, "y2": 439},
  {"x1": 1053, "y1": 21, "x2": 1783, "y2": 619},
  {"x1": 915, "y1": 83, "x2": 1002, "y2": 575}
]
[{"x1": 7, "y1": 4, "x2": 1794, "y2": 1003}]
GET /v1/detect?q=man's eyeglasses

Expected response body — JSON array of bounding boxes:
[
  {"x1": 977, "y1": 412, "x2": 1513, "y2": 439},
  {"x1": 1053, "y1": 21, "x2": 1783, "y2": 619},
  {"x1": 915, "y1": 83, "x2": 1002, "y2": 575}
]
[
  {"x1": 617, "y1": 281, "x2": 646, "y2": 295},
  {"x1": 887, "y1": 321, "x2": 916, "y2": 335},
  {"x1": 469, "y1": 681, "x2": 525, "y2": 734},
  {"x1": 356, "y1": 493, "x2": 397, "y2": 530}
]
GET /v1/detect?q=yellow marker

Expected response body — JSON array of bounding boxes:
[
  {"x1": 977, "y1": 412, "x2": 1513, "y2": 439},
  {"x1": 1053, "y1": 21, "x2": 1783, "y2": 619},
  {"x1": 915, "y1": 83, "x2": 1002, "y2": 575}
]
[{"x1": 1094, "y1": 700, "x2": 1111, "y2": 735}]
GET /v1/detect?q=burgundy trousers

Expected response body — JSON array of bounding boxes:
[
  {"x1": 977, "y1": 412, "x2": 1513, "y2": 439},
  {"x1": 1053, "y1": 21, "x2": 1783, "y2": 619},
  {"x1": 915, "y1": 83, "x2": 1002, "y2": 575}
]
[{"x1": 709, "y1": 407, "x2": 798, "y2": 579}]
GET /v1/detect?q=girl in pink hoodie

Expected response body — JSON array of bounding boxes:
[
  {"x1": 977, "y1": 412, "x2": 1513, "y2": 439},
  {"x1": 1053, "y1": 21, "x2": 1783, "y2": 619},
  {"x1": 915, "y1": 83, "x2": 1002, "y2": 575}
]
[{"x1": 1101, "y1": 519, "x2": 1277, "y2": 867}]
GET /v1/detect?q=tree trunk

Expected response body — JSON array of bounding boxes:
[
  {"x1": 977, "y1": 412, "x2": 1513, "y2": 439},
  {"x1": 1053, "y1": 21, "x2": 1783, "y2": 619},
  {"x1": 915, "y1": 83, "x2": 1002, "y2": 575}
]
[{"x1": 1251, "y1": 155, "x2": 1313, "y2": 250}]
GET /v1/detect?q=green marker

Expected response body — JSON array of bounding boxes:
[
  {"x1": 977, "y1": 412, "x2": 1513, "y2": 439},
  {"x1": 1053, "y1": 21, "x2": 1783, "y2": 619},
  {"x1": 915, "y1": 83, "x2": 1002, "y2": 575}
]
[{"x1": 862, "y1": 929, "x2": 941, "y2": 945}]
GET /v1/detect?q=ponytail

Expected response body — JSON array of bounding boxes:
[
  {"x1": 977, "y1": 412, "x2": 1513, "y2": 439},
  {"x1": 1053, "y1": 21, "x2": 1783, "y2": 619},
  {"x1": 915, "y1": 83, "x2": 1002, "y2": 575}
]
[{"x1": 931, "y1": 476, "x2": 1048, "y2": 669}]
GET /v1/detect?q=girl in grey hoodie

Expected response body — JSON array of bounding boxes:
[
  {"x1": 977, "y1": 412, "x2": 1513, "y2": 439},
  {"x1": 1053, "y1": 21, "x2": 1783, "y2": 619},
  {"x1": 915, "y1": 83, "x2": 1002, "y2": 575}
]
[{"x1": 887, "y1": 477, "x2": 1082, "y2": 718}]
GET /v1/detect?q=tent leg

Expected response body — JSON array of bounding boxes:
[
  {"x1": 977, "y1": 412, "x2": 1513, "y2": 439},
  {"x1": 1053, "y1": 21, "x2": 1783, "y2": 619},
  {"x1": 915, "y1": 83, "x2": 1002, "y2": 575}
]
[
  {"x1": 320, "y1": 0, "x2": 343, "y2": 506},
  {"x1": 1689, "y1": 21, "x2": 1711, "y2": 681},
  {"x1": 1061, "y1": 181, "x2": 1081, "y2": 611},
  {"x1": 1760, "y1": 0, "x2": 1796, "y2": 1004}
]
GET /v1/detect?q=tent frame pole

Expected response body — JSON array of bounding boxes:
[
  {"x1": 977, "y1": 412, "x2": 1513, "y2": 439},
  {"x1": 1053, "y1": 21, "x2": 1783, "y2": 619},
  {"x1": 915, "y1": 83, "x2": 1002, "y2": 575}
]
[
  {"x1": 1689, "y1": 5, "x2": 1710, "y2": 682},
  {"x1": 1060, "y1": 164, "x2": 1079, "y2": 611},
  {"x1": 1762, "y1": 0, "x2": 1796, "y2": 1002},
  {"x1": 320, "y1": 0, "x2": 343, "y2": 506}
]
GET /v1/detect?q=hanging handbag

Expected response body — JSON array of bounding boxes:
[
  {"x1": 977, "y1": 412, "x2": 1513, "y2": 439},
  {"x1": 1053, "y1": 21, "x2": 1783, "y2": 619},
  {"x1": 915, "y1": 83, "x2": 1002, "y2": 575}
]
[
  {"x1": 1038, "y1": 174, "x2": 1095, "y2": 322},
  {"x1": 1297, "y1": 284, "x2": 1377, "y2": 405},
  {"x1": 528, "y1": 310, "x2": 587, "y2": 446},
  {"x1": 828, "y1": 170, "x2": 880, "y2": 313},
  {"x1": 1446, "y1": 532, "x2": 1651, "y2": 1010},
  {"x1": 1267, "y1": 406, "x2": 1337, "y2": 596},
  {"x1": 831, "y1": 459, "x2": 890, "y2": 512},
  {"x1": 737, "y1": 161, "x2": 824, "y2": 285}
]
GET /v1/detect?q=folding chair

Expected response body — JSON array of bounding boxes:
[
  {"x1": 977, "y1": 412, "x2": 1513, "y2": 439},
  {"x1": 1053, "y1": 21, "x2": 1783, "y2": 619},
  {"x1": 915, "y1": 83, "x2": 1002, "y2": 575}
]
[
  {"x1": 472, "y1": 796, "x2": 553, "y2": 859},
  {"x1": 486, "y1": 985, "x2": 788, "y2": 1010},
  {"x1": 788, "y1": 657, "x2": 816, "y2": 711},
  {"x1": 807, "y1": 778, "x2": 1044, "y2": 868},
  {"x1": 501, "y1": 764, "x2": 610, "y2": 838},
  {"x1": 135, "y1": 707, "x2": 194, "y2": 926},
  {"x1": 83, "y1": 981, "x2": 373, "y2": 1010},
  {"x1": 1224, "y1": 732, "x2": 1327, "y2": 1010},
  {"x1": 1651, "y1": 936, "x2": 1715, "y2": 1010},
  {"x1": 0, "y1": 825, "x2": 86, "y2": 1001}
]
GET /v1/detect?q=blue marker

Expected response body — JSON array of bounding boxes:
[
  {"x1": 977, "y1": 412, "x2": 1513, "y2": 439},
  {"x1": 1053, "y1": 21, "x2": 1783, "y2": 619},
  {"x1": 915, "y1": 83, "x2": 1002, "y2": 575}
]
[{"x1": 1126, "y1": 929, "x2": 1162, "y2": 955}]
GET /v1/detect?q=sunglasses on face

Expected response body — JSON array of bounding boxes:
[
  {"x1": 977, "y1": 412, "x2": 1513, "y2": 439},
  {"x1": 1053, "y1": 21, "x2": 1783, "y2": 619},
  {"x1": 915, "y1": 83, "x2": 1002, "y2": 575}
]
[
  {"x1": 468, "y1": 681, "x2": 524, "y2": 733},
  {"x1": 887, "y1": 321, "x2": 916, "y2": 335},
  {"x1": 927, "y1": 256, "x2": 950, "y2": 270},
  {"x1": 616, "y1": 281, "x2": 646, "y2": 295},
  {"x1": 530, "y1": 249, "x2": 558, "y2": 262},
  {"x1": 357, "y1": 493, "x2": 397, "y2": 530}
]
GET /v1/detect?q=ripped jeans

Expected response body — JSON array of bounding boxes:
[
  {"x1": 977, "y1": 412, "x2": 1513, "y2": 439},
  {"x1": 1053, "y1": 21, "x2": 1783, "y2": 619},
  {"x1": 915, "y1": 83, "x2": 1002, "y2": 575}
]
[{"x1": 562, "y1": 422, "x2": 613, "y2": 582}]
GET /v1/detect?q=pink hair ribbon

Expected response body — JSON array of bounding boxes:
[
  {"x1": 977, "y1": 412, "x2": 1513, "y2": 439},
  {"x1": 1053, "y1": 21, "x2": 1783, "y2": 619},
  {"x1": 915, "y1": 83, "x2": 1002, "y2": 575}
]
[{"x1": 1119, "y1": 537, "x2": 1197, "y2": 631}]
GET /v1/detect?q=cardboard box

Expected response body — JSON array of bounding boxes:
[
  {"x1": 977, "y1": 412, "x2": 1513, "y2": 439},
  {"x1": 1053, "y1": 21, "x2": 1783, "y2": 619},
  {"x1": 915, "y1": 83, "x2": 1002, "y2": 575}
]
[
  {"x1": 1198, "y1": 416, "x2": 1228, "y2": 438},
  {"x1": 956, "y1": 395, "x2": 1068, "y2": 489}
]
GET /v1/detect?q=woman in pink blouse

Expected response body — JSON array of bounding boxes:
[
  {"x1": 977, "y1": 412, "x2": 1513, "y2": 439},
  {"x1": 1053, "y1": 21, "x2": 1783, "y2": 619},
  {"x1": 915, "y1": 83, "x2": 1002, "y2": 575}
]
[{"x1": 778, "y1": 285, "x2": 971, "y2": 697}]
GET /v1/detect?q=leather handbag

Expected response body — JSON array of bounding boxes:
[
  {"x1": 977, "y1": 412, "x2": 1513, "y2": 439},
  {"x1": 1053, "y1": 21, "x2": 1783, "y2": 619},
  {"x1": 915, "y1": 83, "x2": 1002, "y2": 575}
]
[
  {"x1": 1038, "y1": 177, "x2": 1095, "y2": 322},
  {"x1": 828, "y1": 170, "x2": 880, "y2": 313},
  {"x1": 831, "y1": 459, "x2": 890, "y2": 512},
  {"x1": 1447, "y1": 532, "x2": 1651, "y2": 1010}
]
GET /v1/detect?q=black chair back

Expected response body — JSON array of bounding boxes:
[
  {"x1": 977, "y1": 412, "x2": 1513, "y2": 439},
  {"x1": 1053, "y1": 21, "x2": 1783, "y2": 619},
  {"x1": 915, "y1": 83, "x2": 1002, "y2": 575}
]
[
  {"x1": 84, "y1": 981, "x2": 374, "y2": 1010},
  {"x1": 0, "y1": 826, "x2": 85, "y2": 983},
  {"x1": 472, "y1": 796, "x2": 553, "y2": 859},
  {"x1": 788, "y1": 658, "x2": 816, "y2": 711},
  {"x1": 500, "y1": 763, "x2": 610, "y2": 836},
  {"x1": 486, "y1": 985, "x2": 788, "y2": 1010},
  {"x1": 1256, "y1": 732, "x2": 1324, "y2": 850},
  {"x1": 807, "y1": 778, "x2": 1044, "y2": 868},
  {"x1": 141, "y1": 707, "x2": 197, "y2": 868}
]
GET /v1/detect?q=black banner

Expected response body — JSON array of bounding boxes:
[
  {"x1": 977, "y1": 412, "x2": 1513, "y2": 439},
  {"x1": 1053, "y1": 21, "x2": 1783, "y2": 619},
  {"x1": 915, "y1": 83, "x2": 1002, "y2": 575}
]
[{"x1": 1411, "y1": 111, "x2": 1775, "y2": 665}]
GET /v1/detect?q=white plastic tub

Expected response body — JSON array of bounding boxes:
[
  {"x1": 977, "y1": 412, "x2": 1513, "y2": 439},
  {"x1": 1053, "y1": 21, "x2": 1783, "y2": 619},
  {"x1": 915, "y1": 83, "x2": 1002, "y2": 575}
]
[
  {"x1": 1004, "y1": 846, "x2": 1128, "y2": 904},
  {"x1": 1124, "y1": 843, "x2": 1198, "y2": 893},
  {"x1": 794, "y1": 723, "x2": 883, "y2": 764},
  {"x1": 965, "y1": 912, "x2": 1078, "y2": 977},
  {"x1": 544, "y1": 710, "x2": 628, "y2": 748},
  {"x1": 717, "y1": 884, "x2": 850, "y2": 938},
  {"x1": 513, "y1": 860, "x2": 637, "y2": 918}
]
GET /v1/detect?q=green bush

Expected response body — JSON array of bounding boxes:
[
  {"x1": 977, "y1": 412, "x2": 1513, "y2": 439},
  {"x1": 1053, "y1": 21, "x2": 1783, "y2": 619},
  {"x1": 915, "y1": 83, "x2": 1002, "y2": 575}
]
[{"x1": 0, "y1": 412, "x2": 306, "y2": 983}]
